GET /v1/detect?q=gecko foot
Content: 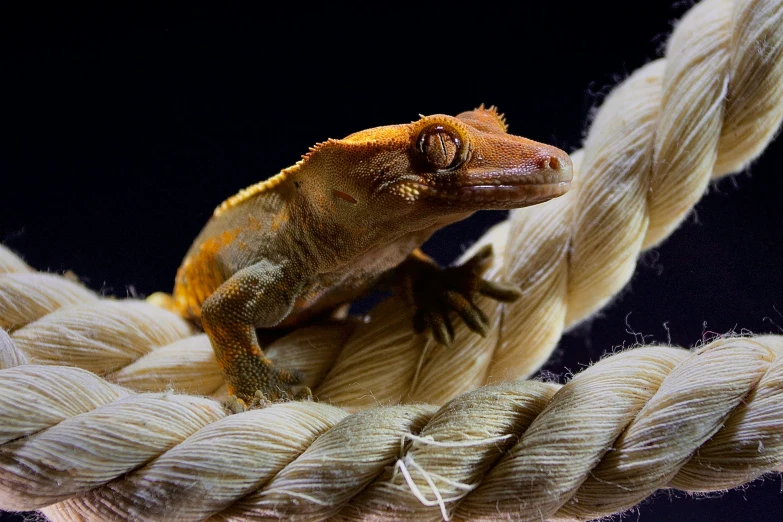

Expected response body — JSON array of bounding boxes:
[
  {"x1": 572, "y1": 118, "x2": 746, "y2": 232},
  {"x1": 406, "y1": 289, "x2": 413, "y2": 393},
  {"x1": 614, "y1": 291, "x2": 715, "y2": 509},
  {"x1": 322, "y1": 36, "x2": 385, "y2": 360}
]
[
  {"x1": 220, "y1": 356, "x2": 309, "y2": 409},
  {"x1": 243, "y1": 384, "x2": 312, "y2": 409},
  {"x1": 400, "y1": 244, "x2": 522, "y2": 345},
  {"x1": 225, "y1": 383, "x2": 312, "y2": 413}
]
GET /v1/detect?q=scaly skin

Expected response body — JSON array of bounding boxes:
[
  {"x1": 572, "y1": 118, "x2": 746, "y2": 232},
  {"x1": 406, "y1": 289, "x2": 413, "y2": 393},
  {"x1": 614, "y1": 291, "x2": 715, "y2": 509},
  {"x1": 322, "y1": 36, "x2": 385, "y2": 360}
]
[{"x1": 163, "y1": 107, "x2": 573, "y2": 406}]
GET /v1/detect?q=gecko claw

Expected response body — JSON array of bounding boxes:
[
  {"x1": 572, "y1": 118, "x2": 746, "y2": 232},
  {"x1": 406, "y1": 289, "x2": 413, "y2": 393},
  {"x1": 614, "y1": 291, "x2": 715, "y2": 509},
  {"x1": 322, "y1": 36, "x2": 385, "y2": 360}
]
[
  {"x1": 225, "y1": 395, "x2": 249, "y2": 414},
  {"x1": 294, "y1": 387, "x2": 313, "y2": 401}
]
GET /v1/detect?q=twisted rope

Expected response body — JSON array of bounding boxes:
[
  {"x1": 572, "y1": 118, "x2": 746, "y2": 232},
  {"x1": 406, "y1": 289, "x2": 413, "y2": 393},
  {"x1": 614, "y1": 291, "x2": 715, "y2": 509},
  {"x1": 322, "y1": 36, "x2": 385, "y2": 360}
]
[
  {"x1": 0, "y1": 337, "x2": 781, "y2": 521},
  {"x1": 1, "y1": 0, "x2": 782, "y2": 519}
]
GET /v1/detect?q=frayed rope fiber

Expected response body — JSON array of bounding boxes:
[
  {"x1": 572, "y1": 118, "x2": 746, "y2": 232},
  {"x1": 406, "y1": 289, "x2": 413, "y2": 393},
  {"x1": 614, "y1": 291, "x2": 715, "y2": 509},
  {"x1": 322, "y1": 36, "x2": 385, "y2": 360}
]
[{"x1": 1, "y1": 0, "x2": 782, "y2": 519}]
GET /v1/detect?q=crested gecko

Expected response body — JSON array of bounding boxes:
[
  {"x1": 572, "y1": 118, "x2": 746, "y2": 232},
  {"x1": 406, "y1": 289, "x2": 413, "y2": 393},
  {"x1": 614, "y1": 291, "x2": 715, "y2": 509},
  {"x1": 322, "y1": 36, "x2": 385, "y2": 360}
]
[{"x1": 153, "y1": 107, "x2": 572, "y2": 406}]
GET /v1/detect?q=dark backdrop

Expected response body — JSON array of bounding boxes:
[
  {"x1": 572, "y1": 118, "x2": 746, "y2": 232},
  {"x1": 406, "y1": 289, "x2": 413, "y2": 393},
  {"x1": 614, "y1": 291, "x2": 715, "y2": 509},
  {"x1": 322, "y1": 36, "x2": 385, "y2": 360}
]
[{"x1": 2, "y1": 3, "x2": 782, "y2": 521}]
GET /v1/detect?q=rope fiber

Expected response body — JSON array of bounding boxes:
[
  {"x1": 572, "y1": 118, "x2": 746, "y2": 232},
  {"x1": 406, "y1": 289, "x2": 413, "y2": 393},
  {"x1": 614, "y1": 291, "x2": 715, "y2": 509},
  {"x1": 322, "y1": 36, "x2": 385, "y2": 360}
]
[{"x1": 1, "y1": 0, "x2": 782, "y2": 519}]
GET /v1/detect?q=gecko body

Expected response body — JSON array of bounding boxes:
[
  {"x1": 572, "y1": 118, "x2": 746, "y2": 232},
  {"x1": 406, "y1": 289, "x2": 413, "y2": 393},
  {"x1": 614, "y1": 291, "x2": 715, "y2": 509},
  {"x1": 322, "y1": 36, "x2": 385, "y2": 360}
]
[{"x1": 164, "y1": 107, "x2": 573, "y2": 405}]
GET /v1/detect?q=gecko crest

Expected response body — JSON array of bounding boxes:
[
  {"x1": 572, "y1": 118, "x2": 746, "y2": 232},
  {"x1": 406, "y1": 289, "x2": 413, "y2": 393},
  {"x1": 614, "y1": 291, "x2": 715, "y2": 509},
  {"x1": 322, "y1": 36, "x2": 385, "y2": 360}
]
[
  {"x1": 478, "y1": 104, "x2": 508, "y2": 131},
  {"x1": 213, "y1": 171, "x2": 289, "y2": 217},
  {"x1": 214, "y1": 138, "x2": 381, "y2": 217}
]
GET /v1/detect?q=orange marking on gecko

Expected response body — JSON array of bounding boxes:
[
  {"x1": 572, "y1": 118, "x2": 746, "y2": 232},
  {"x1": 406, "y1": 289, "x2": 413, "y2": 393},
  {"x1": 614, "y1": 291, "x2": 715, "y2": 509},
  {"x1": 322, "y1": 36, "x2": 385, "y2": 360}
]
[
  {"x1": 173, "y1": 228, "x2": 242, "y2": 319},
  {"x1": 270, "y1": 208, "x2": 290, "y2": 232},
  {"x1": 247, "y1": 214, "x2": 265, "y2": 231},
  {"x1": 200, "y1": 229, "x2": 240, "y2": 257}
]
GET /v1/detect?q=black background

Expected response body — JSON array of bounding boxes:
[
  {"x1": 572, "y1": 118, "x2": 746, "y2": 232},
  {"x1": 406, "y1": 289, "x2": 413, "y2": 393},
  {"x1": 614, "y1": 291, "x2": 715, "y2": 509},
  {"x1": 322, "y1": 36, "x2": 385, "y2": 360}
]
[{"x1": 2, "y1": 3, "x2": 782, "y2": 521}]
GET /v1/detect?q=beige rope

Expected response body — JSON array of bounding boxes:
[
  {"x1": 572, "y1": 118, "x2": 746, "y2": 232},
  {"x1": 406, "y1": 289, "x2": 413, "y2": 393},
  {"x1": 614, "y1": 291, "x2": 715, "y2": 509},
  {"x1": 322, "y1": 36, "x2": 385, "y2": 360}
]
[
  {"x1": 0, "y1": 0, "x2": 782, "y2": 519},
  {"x1": 0, "y1": 337, "x2": 780, "y2": 521}
]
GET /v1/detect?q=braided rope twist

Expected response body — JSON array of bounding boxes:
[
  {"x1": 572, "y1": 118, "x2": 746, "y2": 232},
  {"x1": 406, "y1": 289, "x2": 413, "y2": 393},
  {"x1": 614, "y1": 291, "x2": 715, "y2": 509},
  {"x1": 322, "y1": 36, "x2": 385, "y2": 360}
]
[{"x1": 1, "y1": 0, "x2": 782, "y2": 519}]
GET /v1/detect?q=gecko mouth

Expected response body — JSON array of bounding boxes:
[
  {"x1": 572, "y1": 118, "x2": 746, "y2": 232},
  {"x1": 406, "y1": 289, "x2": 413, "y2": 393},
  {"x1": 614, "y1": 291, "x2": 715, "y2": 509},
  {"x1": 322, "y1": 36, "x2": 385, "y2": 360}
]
[{"x1": 419, "y1": 180, "x2": 572, "y2": 209}]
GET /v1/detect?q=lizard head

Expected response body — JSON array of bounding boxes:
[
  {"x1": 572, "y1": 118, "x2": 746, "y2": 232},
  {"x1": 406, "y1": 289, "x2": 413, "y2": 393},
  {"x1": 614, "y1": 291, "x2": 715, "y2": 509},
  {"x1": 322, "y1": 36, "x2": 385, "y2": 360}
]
[{"x1": 289, "y1": 106, "x2": 572, "y2": 235}]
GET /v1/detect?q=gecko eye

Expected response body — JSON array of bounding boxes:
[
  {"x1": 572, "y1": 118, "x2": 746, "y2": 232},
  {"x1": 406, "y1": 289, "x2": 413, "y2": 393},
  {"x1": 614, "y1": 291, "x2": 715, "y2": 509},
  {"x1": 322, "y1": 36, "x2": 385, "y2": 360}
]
[{"x1": 416, "y1": 125, "x2": 467, "y2": 171}]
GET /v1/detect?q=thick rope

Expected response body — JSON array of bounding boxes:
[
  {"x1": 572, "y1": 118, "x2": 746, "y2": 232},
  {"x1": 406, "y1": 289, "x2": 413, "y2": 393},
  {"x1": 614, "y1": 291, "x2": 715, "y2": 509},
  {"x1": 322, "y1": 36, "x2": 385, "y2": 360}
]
[
  {"x1": 0, "y1": 336, "x2": 780, "y2": 521},
  {"x1": 0, "y1": 0, "x2": 782, "y2": 519}
]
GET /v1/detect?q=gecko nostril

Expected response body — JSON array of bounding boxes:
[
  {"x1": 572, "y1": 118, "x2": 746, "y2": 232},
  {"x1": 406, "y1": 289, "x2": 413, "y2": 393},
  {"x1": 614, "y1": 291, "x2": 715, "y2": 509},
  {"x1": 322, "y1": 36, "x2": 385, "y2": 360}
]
[
  {"x1": 538, "y1": 152, "x2": 573, "y2": 182},
  {"x1": 539, "y1": 155, "x2": 561, "y2": 170}
]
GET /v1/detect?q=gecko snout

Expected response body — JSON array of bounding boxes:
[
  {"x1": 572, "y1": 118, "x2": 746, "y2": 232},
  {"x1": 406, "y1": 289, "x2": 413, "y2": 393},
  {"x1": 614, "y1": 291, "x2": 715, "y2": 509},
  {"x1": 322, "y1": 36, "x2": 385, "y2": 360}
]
[{"x1": 537, "y1": 148, "x2": 573, "y2": 183}]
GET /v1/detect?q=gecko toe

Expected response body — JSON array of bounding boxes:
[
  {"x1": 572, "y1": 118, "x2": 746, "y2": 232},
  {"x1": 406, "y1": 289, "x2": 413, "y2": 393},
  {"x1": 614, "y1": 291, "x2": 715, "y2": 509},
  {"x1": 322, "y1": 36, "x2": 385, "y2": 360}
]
[
  {"x1": 479, "y1": 279, "x2": 523, "y2": 302},
  {"x1": 445, "y1": 290, "x2": 490, "y2": 337}
]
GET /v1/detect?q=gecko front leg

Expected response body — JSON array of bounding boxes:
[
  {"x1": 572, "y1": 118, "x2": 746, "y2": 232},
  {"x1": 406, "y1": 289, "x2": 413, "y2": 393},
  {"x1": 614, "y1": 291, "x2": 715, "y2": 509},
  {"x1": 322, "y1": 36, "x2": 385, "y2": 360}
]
[
  {"x1": 394, "y1": 245, "x2": 523, "y2": 345},
  {"x1": 201, "y1": 260, "x2": 305, "y2": 406}
]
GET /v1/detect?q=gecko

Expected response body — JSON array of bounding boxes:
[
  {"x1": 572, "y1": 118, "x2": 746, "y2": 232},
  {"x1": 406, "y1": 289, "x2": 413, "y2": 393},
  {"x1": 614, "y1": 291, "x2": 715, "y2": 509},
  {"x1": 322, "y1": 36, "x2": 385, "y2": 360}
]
[{"x1": 152, "y1": 106, "x2": 572, "y2": 407}]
